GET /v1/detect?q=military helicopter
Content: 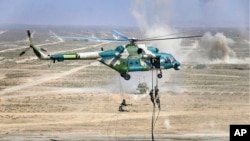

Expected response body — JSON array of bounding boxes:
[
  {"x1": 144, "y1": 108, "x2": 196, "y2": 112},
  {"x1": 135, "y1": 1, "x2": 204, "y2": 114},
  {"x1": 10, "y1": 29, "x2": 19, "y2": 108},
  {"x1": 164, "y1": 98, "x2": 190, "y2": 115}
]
[{"x1": 20, "y1": 30, "x2": 201, "y2": 80}]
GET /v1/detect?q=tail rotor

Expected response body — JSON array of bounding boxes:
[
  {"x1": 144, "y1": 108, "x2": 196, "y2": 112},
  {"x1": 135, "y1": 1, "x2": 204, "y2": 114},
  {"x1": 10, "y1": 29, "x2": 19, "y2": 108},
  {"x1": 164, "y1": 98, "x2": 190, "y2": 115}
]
[{"x1": 19, "y1": 30, "x2": 33, "y2": 56}]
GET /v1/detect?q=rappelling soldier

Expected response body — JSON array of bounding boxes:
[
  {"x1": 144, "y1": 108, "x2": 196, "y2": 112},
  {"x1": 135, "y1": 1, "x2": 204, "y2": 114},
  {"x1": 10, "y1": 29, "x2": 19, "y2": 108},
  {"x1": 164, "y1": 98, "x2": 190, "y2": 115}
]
[
  {"x1": 149, "y1": 89, "x2": 155, "y2": 106},
  {"x1": 154, "y1": 85, "x2": 160, "y2": 110}
]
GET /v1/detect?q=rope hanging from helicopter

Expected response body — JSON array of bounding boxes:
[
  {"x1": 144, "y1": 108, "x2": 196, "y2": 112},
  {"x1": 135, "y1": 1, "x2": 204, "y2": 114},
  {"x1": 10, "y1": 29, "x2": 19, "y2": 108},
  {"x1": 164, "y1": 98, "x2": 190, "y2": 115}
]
[
  {"x1": 106, "y1": 76, "x2": 123, "y2": 141},
  {"x1": 150, "y1": 65, "x2": 155, "y2": 141},
  {"x1": 149, "y1": 59, "x2": 161, "y2": 141},
  {"x1": 154, "y1": 73, "x2": 161, "y2": 128},
  {"x1": 107, "y1": 76, "x2": 129, "y2": 141}
]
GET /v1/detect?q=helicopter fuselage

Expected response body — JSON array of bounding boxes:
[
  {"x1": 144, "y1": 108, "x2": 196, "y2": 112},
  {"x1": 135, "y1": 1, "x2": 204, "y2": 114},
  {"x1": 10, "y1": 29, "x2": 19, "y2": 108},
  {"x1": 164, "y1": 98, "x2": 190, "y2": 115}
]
[
  {"x1": 98, "y1": 44, "x2": 181, "y2": 77},
  {"x1": 30, "y1": 42, "x2": 180, "y2": 80}
]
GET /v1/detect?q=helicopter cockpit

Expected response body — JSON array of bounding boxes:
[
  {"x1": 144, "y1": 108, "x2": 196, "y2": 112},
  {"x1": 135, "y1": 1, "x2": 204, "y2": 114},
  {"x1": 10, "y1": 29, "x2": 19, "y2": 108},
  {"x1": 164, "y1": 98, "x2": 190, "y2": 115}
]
[
  {"x1": 162, "y1": 54, "x2": 181, "y2": 70},
  {"x1": 164, "y1": 55, "x2": 175, "y2": 64}
]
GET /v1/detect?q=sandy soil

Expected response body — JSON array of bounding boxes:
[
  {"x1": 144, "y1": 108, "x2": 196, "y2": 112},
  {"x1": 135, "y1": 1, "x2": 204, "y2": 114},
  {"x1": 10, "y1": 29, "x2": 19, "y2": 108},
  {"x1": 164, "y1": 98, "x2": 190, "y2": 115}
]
[{"x1": 0, "y1": 30, "x2": 249, "y2": 141}]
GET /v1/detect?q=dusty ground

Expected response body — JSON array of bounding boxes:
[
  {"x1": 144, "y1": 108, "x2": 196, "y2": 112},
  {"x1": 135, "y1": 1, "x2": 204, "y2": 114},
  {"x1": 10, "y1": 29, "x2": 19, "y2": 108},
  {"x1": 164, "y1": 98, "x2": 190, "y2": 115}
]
[{"x1": 0, "y1": 28, "x2": 249, "y2": 141}]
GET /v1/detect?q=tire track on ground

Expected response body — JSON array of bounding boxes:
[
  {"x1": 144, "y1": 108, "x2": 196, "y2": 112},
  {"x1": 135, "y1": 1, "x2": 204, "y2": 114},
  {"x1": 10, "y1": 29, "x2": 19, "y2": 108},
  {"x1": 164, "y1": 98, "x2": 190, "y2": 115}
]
[
  {"x1": 0, "y1": 64, "x2": 91, "y2": 96},
  {"x1": 0, "y1": 42, "x2": 108, "y2": 96}
]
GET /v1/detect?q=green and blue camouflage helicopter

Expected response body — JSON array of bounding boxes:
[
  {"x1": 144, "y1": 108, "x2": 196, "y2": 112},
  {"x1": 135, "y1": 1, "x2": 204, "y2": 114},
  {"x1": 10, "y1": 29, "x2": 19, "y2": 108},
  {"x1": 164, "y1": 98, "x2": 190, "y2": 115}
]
[{"x1": 20, "y1": 30, "x2": 200, "y2": 80}]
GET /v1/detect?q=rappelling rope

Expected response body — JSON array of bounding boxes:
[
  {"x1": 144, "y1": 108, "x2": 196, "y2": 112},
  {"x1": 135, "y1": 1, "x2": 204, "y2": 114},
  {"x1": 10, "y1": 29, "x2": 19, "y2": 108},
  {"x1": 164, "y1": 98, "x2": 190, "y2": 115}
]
[
  {"x1": 115, "y1": 76, "x2": 124, "y2": 141},
  {"x1": 106, "y1": 75, "x2": 122, "y2": 141},
  {"x1": 154, "y1": 72, "x2": 161, "y2": 128},
  {"x1": 150, "y1": 66, "x2": 155, "y2": 141},
  {"x1": 150, "y1": 66, "x2": 162, "y2": 141}
]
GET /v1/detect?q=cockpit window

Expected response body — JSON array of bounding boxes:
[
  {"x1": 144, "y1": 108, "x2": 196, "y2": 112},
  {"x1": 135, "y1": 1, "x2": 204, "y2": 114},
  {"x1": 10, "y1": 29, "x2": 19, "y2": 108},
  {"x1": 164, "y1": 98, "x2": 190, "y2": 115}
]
[
  {"x1": 165, "y1": 56, "x2": 176, "y2": 63},
  {"x1": 165, "y1": 57, "x2": 171, "y2": 63},
  {"x1": 170, "y1": 56, "x2": 176, "y2": 63}
]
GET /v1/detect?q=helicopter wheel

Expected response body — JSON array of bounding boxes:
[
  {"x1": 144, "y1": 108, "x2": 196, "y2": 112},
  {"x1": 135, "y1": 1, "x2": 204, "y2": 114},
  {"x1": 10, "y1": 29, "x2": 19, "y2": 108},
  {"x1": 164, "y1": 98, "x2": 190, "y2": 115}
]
[
  {"x1": 157, "y1": 73, "x2": 162, "y2": 79},
  {"x1": 121, "y1": 73, "x2": 131, "y2": 80}
]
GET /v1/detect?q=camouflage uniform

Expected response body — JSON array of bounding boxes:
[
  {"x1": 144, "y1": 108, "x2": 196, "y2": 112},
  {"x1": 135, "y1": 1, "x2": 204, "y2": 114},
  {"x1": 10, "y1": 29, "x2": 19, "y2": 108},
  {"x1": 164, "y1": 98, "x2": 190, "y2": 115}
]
[
  {"x1": 155, "y1": 86, "x2": 160, "y2": 110},
  {"x1": 119, "y1": 99, "x2": 128, "y2": 112},
  {"x1": 149, "y1": 89, "x2": 155, "y2": 106}
]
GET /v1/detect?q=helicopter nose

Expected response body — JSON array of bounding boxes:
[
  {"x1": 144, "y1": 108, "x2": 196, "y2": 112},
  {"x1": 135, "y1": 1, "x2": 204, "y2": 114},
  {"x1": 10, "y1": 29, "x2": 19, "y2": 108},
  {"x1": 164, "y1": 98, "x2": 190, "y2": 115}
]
[{"x1": 174, "y1": 61, "x2": 181, "y2": 70}]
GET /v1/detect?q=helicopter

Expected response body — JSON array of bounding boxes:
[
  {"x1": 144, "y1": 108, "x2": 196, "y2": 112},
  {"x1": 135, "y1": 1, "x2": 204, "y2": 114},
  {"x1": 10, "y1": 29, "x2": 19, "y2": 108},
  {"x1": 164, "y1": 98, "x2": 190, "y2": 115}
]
[{"x1": 20, "y1": 30, "x2": 201, "y2": 80}]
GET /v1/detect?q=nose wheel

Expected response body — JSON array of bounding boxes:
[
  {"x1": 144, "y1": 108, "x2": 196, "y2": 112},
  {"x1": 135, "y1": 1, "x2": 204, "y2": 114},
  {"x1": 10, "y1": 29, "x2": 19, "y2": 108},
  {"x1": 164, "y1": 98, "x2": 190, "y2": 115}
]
[
  {"x1": 157, "y1": 73, "x2": 162, "y2": 78},
  {"x1": 157, "y1": 68, "x2": 163, "y2": 79},
  {"x1": 120, "y1": 73, "x2": 131, "y2": 80}
]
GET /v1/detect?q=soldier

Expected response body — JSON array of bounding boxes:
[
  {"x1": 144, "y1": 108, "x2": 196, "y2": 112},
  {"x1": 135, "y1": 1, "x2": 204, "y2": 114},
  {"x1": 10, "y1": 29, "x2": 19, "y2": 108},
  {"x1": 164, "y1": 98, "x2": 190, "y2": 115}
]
[
  {"x1": 155, "y1": 86, "x2": 161, "y2": 110},
  {"x1": 149, "y1": 89, "x2": 155, "y2": 106},
  {"x1": 119, "y1": 99, "x2": 129, "y2": 112}
]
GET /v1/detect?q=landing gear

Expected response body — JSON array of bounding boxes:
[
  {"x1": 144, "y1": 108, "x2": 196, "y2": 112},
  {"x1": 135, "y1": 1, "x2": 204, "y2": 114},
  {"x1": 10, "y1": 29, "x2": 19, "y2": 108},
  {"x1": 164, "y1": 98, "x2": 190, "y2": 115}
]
[
  {"x1": 151, "y1": 58, "x2": 163, "y2": 79},
  {"x1": 157, "y1": 68, "x2": 163, "y2": 79},
  {"x1": 157, "y1": 73, "x2": 162, "y2": 78},
  {"x1": 120, "y1": 73, "x2": 131, "y2": 80}
]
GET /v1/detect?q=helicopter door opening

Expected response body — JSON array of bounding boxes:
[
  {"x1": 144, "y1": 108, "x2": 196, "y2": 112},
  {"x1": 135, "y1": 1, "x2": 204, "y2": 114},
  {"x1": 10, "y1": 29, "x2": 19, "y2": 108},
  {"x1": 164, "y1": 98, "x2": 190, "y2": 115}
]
[
  {"x1": 155, "y1": 58, "x2": 160, "y2": 69},
  {"x1": 151, "y1": 58, "x2": 160, "y2": 69}
]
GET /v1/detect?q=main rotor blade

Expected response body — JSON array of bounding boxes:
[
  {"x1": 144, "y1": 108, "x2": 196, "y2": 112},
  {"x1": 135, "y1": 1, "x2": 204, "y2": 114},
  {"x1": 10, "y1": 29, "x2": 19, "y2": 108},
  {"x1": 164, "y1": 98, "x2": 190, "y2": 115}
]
[
  {"x1": 20, "y1": 30, "x2": 34, "y2": 56},
  {"x1": 143, "y1": 30, "x2": 199, "y2": 40},
  {"x1": 138, "y1": 35, "x2": 202, "y2": 41},
  {"x1": 51, "y1": 35, "x2": 128, "y2": 42},
  {"x1": 112, "y1": 29, "x2": 129, "y2": 41},
  {"x1": 51, "y1": 30, "x2": 131, "y2": 43}
]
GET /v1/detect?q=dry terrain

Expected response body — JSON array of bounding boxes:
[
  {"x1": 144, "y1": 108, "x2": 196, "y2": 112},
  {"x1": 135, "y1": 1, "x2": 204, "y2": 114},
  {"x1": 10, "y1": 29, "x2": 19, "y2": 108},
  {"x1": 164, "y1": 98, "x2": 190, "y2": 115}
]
[{"x1": 0, "y1": 27, "x2": 249, "y2": 141}]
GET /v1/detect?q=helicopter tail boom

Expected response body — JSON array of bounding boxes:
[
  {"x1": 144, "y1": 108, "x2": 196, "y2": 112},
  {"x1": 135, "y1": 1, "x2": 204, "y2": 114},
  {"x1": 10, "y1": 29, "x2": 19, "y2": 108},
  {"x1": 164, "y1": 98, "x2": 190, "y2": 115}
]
[
  {"x1": 48, "y1": 52, "x2": 101, "y2": 62},
  {"x1": 49, "y1": 52, "x2": 101, "y2": 62},
  {"x1": 21, "y1": 30, "x2": 102, "y2": 62}
]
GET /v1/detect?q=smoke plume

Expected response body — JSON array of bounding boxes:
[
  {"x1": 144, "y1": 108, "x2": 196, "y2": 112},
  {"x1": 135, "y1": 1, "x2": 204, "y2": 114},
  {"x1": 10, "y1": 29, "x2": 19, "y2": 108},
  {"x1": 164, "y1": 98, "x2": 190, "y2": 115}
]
[
  {"x1": 198, "y1": 32, "x2": 236, "y2": 62},
  {"x1": 131, "y1": 0, "x2": 246, "y2": 64}
]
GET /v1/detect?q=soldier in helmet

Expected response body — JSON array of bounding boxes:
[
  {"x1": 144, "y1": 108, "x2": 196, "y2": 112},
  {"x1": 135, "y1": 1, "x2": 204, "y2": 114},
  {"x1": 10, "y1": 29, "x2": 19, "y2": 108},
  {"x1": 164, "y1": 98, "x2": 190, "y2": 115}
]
[
  {"x1": 154, "y1": 85, "x2": 160, "y2": 110},
  {"x1": 149, "y1": 89, "x2": 155, "y2": 106},
  {"x1": 119, "y1": 99, "x2": 129, "y2": 112}
]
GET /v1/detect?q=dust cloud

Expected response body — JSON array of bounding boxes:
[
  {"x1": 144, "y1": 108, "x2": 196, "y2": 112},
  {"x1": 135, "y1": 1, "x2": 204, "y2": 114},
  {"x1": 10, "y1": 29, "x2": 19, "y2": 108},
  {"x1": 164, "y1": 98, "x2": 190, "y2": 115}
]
[
  {"x1": 198, "y1": 32, "x2": 238, "y2": 63},
  {"x1": 164, "y1": 118, "x2": 172, "y2": 129},
  {"x1": 104, "y1": 72, "x2": 152, "y2": 94},
  {"x1": 189, "y1": 32, "x2": 247, "y2": 64},
  {"x1": 104, "y1": 69, "x2": 185, "y2": 94},
  {"x1": 131, "y1": 0, "x2": 246, "y2": 64}
]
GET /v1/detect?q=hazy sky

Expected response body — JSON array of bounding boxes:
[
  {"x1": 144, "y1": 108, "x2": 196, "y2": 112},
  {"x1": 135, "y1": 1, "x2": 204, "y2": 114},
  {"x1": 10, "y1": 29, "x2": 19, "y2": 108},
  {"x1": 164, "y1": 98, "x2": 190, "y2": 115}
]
[{"x1": 0, "y1": 0, "x2": 249, "y2": 27}]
